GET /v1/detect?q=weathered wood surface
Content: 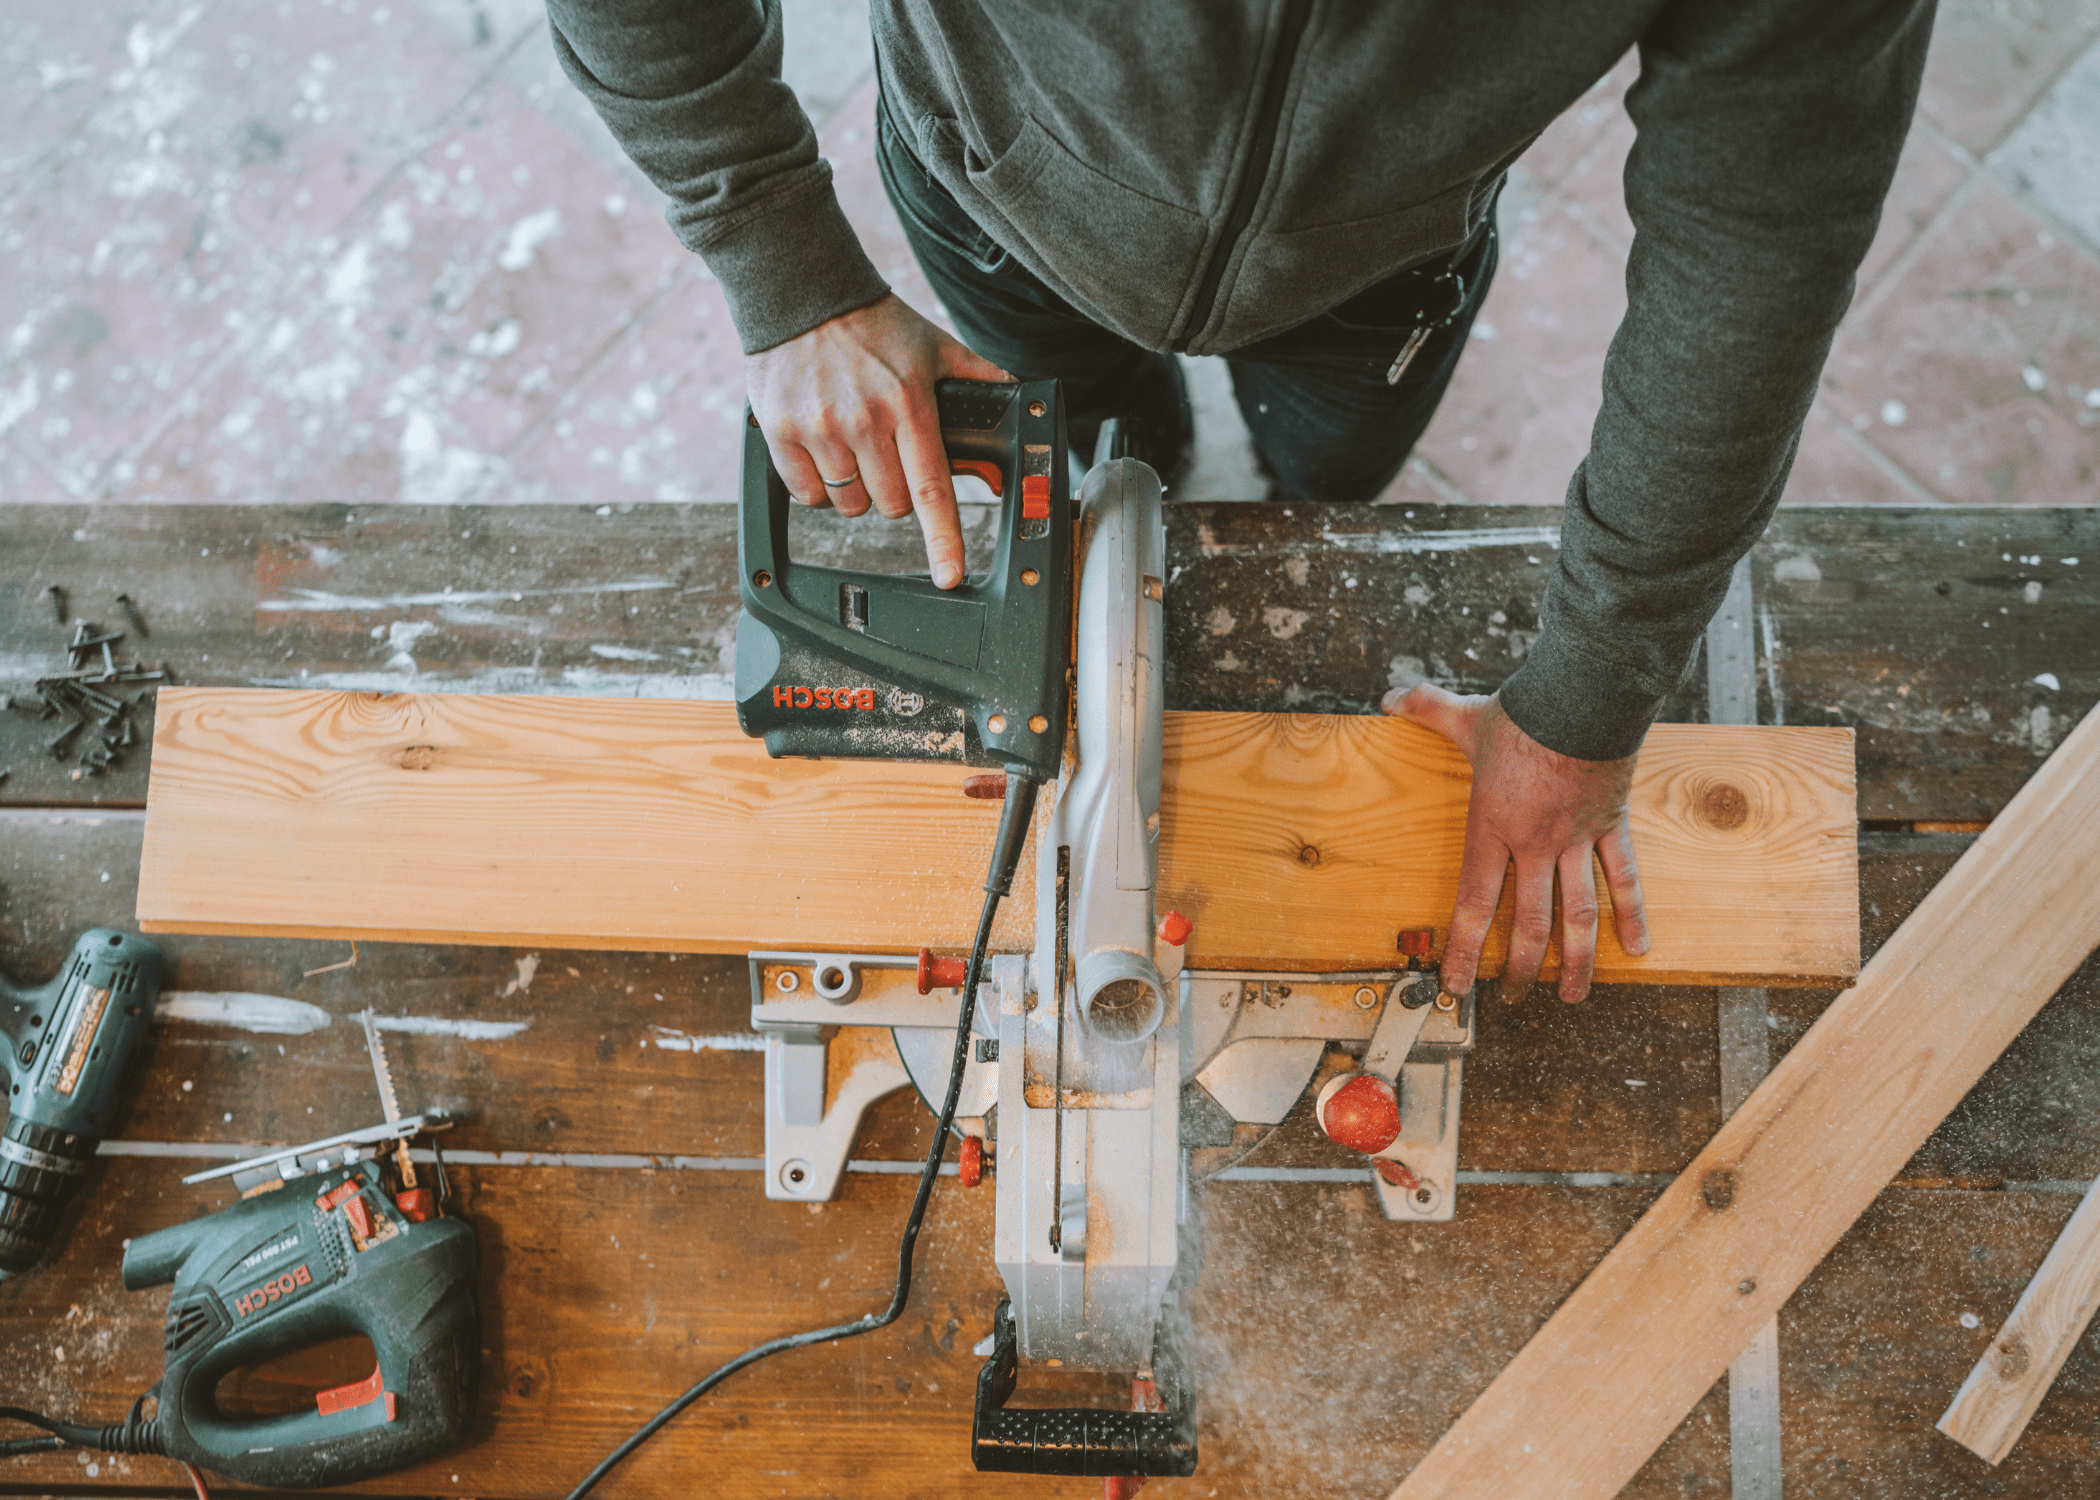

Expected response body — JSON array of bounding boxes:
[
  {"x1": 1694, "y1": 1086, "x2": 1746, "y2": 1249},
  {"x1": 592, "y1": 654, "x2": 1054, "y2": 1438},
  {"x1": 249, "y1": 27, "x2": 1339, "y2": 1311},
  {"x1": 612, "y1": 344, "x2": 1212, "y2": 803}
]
[
  {"x1": 133, "y1": 689, "x2": 1857, "y2": 983},
  {"x1": 1937, "y1": 1173, "x2": 2100, "y2": 1465},
  {"x1": 6, "y1": 503, "x2": 2094, "y2": 821},
  {"x1": 1391, "y1": 692, "x2": 2100, "y2": 1500},
  {"x1": 11, "y1": 813, "x2": 2100, "y2": 1494},
  {"x1": 6, "y1": 500, "x2": 2100, "y2": 1497}
]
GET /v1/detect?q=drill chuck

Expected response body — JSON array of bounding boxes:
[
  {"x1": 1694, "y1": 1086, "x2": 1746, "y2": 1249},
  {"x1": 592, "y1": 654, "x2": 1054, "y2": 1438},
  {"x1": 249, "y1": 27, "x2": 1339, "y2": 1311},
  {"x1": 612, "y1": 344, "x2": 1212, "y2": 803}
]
[{"x1": 1, "y1": 929, "x2": 163, "y2": 1279}]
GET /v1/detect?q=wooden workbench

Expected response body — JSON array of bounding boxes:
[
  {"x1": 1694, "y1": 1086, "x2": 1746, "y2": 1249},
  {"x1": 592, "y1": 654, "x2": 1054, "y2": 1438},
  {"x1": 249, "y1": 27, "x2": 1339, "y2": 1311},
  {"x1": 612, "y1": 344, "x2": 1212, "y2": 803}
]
[{"x1": 3, "y1": 501, "x2": 2098, "y2": 1498}]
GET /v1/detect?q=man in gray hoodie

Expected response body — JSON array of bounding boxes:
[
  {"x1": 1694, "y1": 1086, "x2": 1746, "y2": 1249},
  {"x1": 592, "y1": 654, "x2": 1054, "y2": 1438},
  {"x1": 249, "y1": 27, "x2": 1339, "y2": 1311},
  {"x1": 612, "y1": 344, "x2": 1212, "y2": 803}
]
[{"x1": 548, "y1": 0, "x2": 1932, "y2": 1006}]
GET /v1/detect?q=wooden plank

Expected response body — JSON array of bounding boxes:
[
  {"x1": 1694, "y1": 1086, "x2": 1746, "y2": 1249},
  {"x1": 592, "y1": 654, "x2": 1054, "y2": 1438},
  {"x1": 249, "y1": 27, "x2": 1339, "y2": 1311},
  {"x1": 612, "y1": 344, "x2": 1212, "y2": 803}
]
[
  {"x1": 1939, "y1": 1175, "x2": 2100, "y2": 1464},
  {"x1": 133, "y1": 690, "x2": 1858, "y2": 983},
  {"x1": 1387, "y1": 685, "x2": 2100, "y2": 1499}
]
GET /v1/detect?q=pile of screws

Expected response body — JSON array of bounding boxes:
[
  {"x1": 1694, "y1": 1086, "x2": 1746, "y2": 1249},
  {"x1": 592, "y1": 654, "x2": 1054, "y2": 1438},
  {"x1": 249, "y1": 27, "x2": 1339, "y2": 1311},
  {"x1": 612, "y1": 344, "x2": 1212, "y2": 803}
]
[{"x1": 6, "y1": 592, "x2": 179, "y2": 780}]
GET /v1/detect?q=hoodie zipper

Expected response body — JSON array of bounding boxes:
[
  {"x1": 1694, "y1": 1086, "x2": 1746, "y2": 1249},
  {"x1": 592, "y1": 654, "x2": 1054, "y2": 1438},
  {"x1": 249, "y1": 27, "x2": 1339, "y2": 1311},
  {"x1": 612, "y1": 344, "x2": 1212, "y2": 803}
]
[{"x1": 1174, "y1": 0, "x2": 1315, "y2": 352}]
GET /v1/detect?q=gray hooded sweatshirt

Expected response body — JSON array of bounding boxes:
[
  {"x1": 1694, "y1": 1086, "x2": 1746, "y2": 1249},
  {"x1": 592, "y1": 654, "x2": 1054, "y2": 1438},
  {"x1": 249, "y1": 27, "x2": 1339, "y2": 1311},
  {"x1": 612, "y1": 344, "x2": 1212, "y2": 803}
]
[{"x1": 546, "y1": 0, "x2": 1933, "y2": 760}]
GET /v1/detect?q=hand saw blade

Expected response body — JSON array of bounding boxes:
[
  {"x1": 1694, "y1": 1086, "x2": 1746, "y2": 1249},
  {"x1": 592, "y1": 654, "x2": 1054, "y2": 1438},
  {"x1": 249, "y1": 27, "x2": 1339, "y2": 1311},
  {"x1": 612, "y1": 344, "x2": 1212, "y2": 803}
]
[{"x1": 360, "y1": 1008, "x2": 403, "y2": 1125}]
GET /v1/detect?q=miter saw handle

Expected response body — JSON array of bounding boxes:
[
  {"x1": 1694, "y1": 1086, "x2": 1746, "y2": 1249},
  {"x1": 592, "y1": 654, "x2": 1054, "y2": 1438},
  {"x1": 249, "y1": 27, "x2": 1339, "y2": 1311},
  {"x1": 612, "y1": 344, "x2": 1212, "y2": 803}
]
[
  {"x1": 971, "y1": 1300, "x2": 1198, "y2": 1478},
  {"x1": 735, "y1": 379, "x2": 1073, "y2": 781}
]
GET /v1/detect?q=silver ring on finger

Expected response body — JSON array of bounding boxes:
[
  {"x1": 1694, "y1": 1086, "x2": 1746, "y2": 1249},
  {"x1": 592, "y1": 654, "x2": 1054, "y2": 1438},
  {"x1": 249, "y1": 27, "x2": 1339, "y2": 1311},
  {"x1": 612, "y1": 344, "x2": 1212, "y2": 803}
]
[{"x1": 822, "y1": 470, "x2": 861, "y2": 489}]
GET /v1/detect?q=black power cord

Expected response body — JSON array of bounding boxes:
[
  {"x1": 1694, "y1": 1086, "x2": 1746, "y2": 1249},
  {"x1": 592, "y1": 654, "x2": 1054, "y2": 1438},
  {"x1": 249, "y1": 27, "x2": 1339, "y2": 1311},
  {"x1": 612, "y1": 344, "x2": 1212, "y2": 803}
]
[{"x1": 563, "y1": 773, "x2": 1042, "y2": 1498}]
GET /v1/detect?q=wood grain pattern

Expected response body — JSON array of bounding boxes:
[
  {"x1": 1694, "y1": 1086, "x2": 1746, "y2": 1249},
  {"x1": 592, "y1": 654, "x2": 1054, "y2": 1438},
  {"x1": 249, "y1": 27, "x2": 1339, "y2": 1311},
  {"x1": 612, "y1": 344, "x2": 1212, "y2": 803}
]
[
  {"x1": 1938, "y1": 1175, "x2": 2100, "y2": 1464},
  {"x1": 1389, "y1": 684, "x2": 2100, "y2": 1500},
  {"x1": 136, "y1": 690, "x2": 1859, "y2": 983}
]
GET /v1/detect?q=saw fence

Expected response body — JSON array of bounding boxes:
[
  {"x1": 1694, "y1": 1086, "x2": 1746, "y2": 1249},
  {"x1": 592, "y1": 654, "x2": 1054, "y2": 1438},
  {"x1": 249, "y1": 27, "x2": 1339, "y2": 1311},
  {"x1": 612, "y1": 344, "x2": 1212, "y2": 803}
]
[{"x1": 4, "y1": 501, "x2": 2099, "y2": 1499}]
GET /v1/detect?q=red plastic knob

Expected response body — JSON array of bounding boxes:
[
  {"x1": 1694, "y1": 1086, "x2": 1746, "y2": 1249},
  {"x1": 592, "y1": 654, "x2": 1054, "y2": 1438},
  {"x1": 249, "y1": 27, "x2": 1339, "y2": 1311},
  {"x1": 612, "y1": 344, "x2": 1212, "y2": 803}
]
[
  {"x1": 917, "y1": 947, "x2": 969, "y2": 994},
  {"x1": 1157, "y1": 910, "x2": 1193, "y2": 947},
  {"x1": 959, "y1": 1134, "x2": 983, "y2": 1188},
  {"x1": 1320, "y1": 1073, "x2": 1401, "y2": 1155},
  {"x1": 1397, "y1": 926, "x2": 1436, "y2": 958},
  {"x1": 394, "y1": 1187, "x2": 436, "y2": 1223}
]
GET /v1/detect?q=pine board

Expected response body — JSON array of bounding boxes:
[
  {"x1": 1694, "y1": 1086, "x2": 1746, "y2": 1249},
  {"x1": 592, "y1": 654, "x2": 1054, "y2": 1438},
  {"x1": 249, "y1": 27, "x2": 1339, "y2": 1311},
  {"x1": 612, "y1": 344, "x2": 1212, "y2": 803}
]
[{"x1": 131, "y1": 690, "x2": 1857, "y2": 983}]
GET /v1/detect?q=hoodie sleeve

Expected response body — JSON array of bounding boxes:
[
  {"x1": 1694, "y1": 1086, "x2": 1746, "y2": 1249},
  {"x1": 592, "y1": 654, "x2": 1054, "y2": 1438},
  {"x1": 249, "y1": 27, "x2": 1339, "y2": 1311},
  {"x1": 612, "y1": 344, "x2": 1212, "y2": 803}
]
[
  {"x1": 545, "y1": 0, "x2": 890, "y2": 354},
  {"x1": 1497, "y1": 0, "x2": 1934, "y2": 760}
]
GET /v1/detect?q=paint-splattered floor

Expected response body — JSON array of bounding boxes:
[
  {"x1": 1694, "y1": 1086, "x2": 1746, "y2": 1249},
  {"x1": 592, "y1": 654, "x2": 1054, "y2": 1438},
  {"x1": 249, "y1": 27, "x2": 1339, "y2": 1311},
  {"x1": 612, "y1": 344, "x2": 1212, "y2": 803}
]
[{"x1": 2, "y1": 0, "x2": 2096, "y2": 512}]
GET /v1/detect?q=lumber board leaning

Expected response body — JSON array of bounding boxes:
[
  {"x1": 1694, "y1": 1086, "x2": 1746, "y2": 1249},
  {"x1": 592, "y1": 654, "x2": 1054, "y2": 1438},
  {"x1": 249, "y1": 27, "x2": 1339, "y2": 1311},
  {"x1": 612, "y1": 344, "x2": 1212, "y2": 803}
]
[
  {"x1": 1938, "y1": 1174, "x2": 2100, "y2": 1464},
  {"x1": 136, "y1": 689, "x2": 1857, "y2": 982},
  {"x1": 1388, "y1": 699, "x2": 2100, "y2": 1500}
]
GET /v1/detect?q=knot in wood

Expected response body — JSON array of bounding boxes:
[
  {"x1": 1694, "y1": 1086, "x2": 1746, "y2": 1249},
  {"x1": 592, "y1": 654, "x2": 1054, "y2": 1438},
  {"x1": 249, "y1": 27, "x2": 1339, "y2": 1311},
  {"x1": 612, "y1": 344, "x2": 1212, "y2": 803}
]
[
  {"x1": 1697, "y1": 781, "x2": 1750, "y2": 832},
  {"x1": 1737, "y1": 1279, "x2": 1757, "y2": 1297},
  {"x1": 397, "y1": 744, "x2": 439, "y2": 771},
  {"x1": 1701, "y1": 1168, "x2": 1738, "y2": 1211},
  {"x1": 1995, "y1": 1334, "x2": 2030, "y2": 1380},
  {"x1": 1296, "y1": 844, "x2": 1322, "y2": 868}
]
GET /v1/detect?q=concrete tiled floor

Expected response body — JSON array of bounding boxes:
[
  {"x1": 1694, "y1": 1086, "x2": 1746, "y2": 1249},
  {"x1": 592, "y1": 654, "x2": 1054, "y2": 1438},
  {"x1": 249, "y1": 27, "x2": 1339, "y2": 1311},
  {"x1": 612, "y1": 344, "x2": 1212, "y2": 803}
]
[{"x1": 1, "y1": 0, "x2": 2094, "y2": 510}]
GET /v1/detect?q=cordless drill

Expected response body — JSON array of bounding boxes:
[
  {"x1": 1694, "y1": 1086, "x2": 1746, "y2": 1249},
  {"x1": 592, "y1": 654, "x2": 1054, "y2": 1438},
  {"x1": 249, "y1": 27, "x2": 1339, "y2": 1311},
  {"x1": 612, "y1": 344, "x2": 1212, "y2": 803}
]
[{"x1": 1, "y1": 928, "x2": 163, "y2": 1278}]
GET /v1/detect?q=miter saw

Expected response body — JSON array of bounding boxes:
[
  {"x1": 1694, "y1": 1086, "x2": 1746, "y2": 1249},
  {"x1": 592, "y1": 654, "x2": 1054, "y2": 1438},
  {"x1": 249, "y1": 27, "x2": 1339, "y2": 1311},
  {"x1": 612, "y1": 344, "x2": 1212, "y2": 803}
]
[{"x1": 644, "y1": 380, "x2": 1475, "y2": 1490}]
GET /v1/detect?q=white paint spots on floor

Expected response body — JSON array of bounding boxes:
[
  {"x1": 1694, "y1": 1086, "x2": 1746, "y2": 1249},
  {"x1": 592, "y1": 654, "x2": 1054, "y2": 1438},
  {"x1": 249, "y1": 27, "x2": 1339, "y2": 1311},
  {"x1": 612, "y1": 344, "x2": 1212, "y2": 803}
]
[
  {"x1": 2024, "y1": 580, "x2": 2044, "y2": 604},
  {"x1": 156, "y1": 994, "x2": 529, "y2": 1040},
  {"x1": 0, "y1": 372, "x2": 40, "y2": 434},
  {"x1": 371, "y1": 1014, "x2": 531, "y2": 1040},
  {"x1": 1758, "y1": 603, "x2": 1786, "y2": 726},
  {"x1": 258, "y1": 580, "x2": 676, "y2": 612},
  {"x1": 1773, "y1": 551, "x2": 1821, "y2": 584},
  {"x1": 589, "y1": 644, "x2": 662, "y2": 661},
  {"x1": 325, "y1": 240, "x2": 374, "y2": 326},
  {"x1": 383, "y1": 618, "x2": 438, "y2": 674},
  {"x1": 501, "y1": 954, "x2": 540, "y2": 998},
  {"x1": 1204, "y1": 607, "x2": 1236, "y2": 636},
  {"x1": 647, "y1": 1027, "x2": 765, "y2": 1052},
  {"x1": 398, "y1": 409, "x2": 499, "y2": 505},
  {"x1": 377, "y1": 199, "x2": 415, "y2": 250},
  {"x1": 246, "y1": 666, "x2": 735, "y2": 699},
  {"x1": 160, "y1": 993, "x2": 332, "y2": 1034},
  {"x1": 2035, "y1": 672, "x2": 2061, "y2": 690},
  {"x1": 498, "y1": 208, "x2": 563, "y2": 271},
  {"x1": 1316, "y1": 525, "x2": 1560, "y2": 555},
  {"x1": 1262, "y1": 606, "x2": 1310, "y2": 640}
]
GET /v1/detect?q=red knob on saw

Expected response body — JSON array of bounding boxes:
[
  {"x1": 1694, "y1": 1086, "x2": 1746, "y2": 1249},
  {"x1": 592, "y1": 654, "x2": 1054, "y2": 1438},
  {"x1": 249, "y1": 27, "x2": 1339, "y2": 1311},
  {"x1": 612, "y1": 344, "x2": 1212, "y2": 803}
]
[
  {"x1": 959, "y1": 1135, "x2": 984, "y2": 1188},
  {"x1": 918, "y1": 947, "x2": 969, "y2": 994},
  {"x1": 1397, "y1": 926, "x2": 1435, "y2": 958},
  {"x1": 1319, "y1": 1073, "x2": 1401, "y2": 1156},
  {"x1": 1156, "y1": 910, "x2": 1193, "y2": 947}
]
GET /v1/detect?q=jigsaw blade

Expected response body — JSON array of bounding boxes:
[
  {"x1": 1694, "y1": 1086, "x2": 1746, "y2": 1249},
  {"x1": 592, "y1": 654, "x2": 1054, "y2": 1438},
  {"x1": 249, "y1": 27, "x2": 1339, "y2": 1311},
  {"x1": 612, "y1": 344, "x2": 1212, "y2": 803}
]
[
  {"x1": 360, "y1": 1008, "x2": 419, "y2": 1189},
  {"x1": 360, "y1": 1008, "x2": 403, "y2": 1123}
]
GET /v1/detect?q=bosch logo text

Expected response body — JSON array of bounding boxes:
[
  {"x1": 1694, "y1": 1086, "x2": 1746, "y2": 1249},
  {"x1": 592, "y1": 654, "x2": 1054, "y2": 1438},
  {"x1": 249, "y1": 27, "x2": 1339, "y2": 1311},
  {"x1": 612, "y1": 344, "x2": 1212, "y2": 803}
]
[
  {"x1": 771, "y1": 686, "x2": 877, "y2": 710},
  {"x1": 234, "y1": 1262, "x2": 313, "y2": 1317}
]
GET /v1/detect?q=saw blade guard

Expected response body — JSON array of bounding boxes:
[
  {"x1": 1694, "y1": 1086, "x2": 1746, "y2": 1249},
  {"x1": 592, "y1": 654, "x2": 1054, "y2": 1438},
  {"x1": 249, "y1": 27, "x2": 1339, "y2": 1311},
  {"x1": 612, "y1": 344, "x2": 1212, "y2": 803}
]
[{"x1": 1058, "y1": 454, "x2": 1168, "y2": 1046}]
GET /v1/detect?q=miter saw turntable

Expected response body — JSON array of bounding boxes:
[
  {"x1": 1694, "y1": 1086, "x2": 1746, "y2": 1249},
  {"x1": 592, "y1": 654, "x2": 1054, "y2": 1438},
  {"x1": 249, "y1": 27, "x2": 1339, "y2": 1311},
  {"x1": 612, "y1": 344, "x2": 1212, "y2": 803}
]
[{"x1": 732, "y1": 381, "x2": 1475, "y2": 1482}]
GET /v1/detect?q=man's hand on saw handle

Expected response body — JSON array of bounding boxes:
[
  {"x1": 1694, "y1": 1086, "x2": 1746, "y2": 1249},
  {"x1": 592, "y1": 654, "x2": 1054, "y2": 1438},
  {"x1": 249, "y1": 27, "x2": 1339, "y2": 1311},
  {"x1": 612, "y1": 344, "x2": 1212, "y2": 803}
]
[
  {"x1": 1387, "y1": 683, "x2": 1650, "y2": 1005},
  {"x1": 747, "y1": 294, "x2": 1011, "y2": 590}
]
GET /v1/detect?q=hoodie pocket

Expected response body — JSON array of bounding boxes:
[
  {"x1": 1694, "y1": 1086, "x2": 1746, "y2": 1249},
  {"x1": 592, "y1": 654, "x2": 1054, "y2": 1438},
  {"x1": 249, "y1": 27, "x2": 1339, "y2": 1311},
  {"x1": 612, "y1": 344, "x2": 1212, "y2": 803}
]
[{"x1": 961, "y1": 116, "x2": 1207, "y2": 343}]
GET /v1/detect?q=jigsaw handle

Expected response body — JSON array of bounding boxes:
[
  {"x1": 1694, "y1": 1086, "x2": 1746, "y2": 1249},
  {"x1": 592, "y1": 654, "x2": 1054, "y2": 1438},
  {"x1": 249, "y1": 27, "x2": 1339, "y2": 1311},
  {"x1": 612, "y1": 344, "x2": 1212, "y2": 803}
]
[
  {"x1": 970, "y1": 1300, "x2": 1198, "y2": 1479},
  {"x1": 735, "y1": 378, "x2": 1072, "y2": 781},
  {"x1": 141, "y1": 1184, "x2": 479, "y2": 1489}
]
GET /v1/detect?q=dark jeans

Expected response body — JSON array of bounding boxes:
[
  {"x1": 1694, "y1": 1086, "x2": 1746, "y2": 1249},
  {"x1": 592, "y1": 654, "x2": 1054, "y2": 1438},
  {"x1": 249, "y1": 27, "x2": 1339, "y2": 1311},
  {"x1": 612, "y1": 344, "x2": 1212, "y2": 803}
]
[{"x1": 875, "y1": 104, "x2": 1498, "y2": 501}]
